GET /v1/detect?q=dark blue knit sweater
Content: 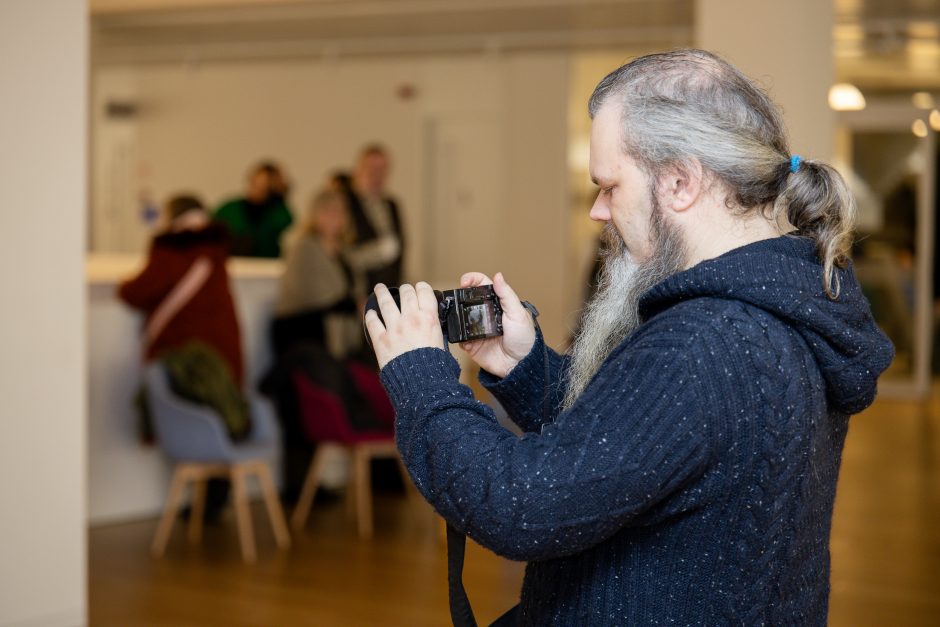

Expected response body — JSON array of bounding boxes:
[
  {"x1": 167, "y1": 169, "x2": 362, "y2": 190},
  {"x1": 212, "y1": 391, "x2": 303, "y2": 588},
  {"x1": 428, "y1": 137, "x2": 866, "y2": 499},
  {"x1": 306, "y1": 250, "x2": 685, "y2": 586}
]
[{"x1": 380, "y1": 236, "x2": 894, "y2": 625}]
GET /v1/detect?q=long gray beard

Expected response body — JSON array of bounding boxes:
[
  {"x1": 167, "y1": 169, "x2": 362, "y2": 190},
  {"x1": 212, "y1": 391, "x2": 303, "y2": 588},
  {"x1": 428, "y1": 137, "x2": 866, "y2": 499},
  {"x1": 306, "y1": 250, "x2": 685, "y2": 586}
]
[{"x1": 562, "y1": 209, "x2": 687, "y2": 410}]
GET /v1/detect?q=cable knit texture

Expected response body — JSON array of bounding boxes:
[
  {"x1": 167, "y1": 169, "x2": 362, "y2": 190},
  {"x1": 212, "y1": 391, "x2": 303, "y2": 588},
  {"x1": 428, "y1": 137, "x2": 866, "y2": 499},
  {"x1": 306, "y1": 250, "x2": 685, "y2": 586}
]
[{"x1": 380, "y1": 236, "x2": 894, "y2": 626}]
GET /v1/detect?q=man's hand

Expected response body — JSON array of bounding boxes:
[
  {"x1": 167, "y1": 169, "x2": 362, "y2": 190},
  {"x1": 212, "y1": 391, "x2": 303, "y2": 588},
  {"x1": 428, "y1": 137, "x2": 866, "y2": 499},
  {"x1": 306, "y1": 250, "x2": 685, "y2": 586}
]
[
  {"x1": 458, "y1": 272, "x2": 535, "y2": 378},
  {"x1": 364, "y1": 282, "x2": 445, "y2": 369}
]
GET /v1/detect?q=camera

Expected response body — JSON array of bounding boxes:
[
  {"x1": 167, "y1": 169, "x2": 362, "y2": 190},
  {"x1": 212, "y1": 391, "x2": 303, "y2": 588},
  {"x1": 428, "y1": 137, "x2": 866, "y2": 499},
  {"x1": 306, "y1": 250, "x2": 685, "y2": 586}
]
[{"x1": 364, "y1": 284, "x2": 503, "y2": 344}]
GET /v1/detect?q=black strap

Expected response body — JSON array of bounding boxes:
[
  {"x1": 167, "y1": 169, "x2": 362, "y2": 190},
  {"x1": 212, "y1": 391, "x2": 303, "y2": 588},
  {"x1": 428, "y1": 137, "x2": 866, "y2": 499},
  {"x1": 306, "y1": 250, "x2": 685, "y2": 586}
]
[
  {"x1": 446, "y1": 523, "x2": 478, "y2": 627},
  {"x1": 445, "y1": 302, "x2": 541, "y2": 627},
  {"x1": 520, "y1": 302, "x2": 549, "y2": 425}
]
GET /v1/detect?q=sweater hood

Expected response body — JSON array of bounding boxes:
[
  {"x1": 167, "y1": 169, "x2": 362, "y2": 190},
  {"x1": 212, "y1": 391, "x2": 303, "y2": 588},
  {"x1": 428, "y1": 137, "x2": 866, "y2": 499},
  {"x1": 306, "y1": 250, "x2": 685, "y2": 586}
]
[{"x1": 639, "y1": 235, "x2": 894, "y2": 415}]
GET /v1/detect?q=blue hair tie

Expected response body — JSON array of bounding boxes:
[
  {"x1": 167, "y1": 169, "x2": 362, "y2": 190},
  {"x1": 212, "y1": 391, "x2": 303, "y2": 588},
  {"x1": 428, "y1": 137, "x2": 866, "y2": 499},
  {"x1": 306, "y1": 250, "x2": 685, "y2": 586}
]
[{"x1": 790, "y1": 155, "x2": 803, "y2": 173}]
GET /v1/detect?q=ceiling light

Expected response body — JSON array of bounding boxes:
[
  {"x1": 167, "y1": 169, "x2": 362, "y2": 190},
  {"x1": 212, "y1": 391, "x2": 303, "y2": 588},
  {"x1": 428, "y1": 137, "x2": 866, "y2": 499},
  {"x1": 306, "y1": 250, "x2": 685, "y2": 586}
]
[
  {"x1": 912, "y1": 119, "x2": 928, "y2": 138},
  {"x1": 930, "y1": 110, "x2": 940, "y2": 131},
  {"x1": 828, "y1": 83, "x2": 866, "y2": 111},
  {"x1": 913, "y1": 92, "x2": 935, "y2": 109}
]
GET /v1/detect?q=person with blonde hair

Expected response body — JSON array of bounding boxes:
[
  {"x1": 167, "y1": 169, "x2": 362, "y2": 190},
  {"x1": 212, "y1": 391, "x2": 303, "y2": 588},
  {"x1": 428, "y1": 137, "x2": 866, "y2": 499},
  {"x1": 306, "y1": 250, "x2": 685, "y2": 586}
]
[
  {"x1": 272, "y1": 188, "x2": 364, "y2": 358},
  {"x1": 266, "y1": 187, "x2": 386, "y2": 503}
]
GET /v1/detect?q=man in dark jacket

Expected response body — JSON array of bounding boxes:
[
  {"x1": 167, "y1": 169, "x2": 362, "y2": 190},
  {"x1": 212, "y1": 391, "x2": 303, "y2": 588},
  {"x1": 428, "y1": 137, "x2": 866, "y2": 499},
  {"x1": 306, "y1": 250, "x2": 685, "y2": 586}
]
[
  {"x1": 343, "y1": 145, "x2": 405, "y2": 289},
  {"x1": 364, "y1": 50, "x2": 894, "y2": 625}
]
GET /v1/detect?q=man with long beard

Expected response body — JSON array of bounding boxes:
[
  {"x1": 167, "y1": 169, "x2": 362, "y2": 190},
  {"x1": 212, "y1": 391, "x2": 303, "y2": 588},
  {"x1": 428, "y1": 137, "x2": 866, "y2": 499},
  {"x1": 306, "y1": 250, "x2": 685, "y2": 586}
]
[{"x1": 365, "y1": 49, "x2": 894, "y2": 625}]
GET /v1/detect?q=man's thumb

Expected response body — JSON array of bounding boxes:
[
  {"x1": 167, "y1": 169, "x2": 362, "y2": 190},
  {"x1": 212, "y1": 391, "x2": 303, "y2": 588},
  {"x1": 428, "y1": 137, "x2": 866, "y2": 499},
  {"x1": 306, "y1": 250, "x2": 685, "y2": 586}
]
[{"x1": 494, "y1": 272, "x2": 524, "y2": 313}]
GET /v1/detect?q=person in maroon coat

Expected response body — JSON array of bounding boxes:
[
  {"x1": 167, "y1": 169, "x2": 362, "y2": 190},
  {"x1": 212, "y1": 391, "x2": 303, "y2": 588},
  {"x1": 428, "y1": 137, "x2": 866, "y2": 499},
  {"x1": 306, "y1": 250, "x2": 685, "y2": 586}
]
[
  {"x1": 119, "y1": 194, "x2": 244, "y2": 522},
  {"x1": 118, "y1": 194, "x2": 244, "y2": 388}
]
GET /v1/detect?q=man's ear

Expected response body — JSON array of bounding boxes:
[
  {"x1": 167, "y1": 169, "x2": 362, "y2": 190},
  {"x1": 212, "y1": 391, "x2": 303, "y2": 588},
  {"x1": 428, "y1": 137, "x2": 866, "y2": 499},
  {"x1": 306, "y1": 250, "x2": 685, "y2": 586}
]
[{"x1": 660, "y1": 159, "x2": 703, "y2": 213}]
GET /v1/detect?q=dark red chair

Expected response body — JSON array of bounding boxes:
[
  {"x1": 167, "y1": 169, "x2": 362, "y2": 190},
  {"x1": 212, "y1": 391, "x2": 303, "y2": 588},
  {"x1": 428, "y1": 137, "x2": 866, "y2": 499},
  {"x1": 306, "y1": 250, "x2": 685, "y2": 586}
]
[
  {"x1": 345, "y1": 361, "x2": 395, "y2": 428},
  {"x1": 289, "y1": 371, "x2": 409, "y2": 538}
]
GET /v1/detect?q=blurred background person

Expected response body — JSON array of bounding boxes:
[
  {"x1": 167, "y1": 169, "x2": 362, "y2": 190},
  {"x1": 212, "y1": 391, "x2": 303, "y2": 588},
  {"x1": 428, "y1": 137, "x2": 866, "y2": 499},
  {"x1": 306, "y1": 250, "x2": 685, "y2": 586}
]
[
  {"x1": 344, "y1": 144, "x2": 405, "y2": 288},
  {"x1": 270, "y1": 188, "x2": 365, "y2": 360},
  {"x1": 118, "y1": 193, "x2": 245, "y2": 522},
  {"x1": 118, "y1": 194, "x2": 243, "y2": 387},
  {"x1": 215, "y1": 160, "x2": 294, "y2": 258},
  {"x1": 329, "y1": 169, "x2": 354, "y2": 196},
  {"x1": 264, "y1": 187, "x2": 388, "y2": 504}
]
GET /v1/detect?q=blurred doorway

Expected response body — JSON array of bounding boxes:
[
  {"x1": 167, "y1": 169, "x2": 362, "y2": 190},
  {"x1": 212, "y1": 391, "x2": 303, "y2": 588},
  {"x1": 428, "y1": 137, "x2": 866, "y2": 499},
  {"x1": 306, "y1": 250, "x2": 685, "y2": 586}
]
[{"x1": 837, "y1": 103, "x2": 937, "y2": 398}]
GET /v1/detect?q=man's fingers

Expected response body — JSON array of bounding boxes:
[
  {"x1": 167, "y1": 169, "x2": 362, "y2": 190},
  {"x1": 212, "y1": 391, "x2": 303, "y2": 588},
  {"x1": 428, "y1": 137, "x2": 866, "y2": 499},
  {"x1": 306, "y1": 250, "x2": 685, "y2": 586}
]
[
  {"x1": 415, "y1": 281, "x2": 438, "y2": 311},
  {"x1": 374, "y1": 283, "x2": 401, "y2": 324},
  {"x1": 398, "y1": 283, "x2": 418, "y2": 313},
  {"x1": 364, "y1": 310, "x2": 386, "y2": 344},
  {"x1": 460, "y1": 272, "x2": 493, "y2": 288},
  {"x1": 493, "y1": 272, "x2": 526, "y2": 315}
]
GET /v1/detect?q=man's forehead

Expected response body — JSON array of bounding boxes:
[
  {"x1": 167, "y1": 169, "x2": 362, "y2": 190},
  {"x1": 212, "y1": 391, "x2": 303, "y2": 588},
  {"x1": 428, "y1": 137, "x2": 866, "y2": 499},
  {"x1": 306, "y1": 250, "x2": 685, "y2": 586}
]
[
  {"x1": 588, "y1": 141, "x2": 619, "y2": 184},
  {"x1": 589, "y1": 104, "x2": 624, "y2": 174}
]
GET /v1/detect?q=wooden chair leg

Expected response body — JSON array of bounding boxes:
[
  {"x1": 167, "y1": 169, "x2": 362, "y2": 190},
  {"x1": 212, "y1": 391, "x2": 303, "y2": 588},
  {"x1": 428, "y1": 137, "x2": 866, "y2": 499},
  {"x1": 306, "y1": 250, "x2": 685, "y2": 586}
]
[
  {"x1": 255, "y1": 462, "x2": 291, "y2": 549},
  {"x1": 152, "y1": 465, "x2": 190, "y2": 558},
  {"x1": 187, "y1": 477, "x2": 207, "y2": 544},
  {"x1": 231, "y1": 464, "x2": 257, "y2": 563},
  {"x1": 292, "y1": 445, "x2": 333, "y2": 531},
  {"x1": 353, "y1": 447, "x2": 373, "y2": 539}
]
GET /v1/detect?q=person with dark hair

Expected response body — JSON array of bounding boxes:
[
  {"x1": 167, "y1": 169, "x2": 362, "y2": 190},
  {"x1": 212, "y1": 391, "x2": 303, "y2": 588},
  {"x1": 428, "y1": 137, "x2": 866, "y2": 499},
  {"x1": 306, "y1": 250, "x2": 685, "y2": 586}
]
[
  {"x1": 214, "y1": 161, "x2": 294, "y2": 258},
  {"x1": 343, "y1": 145, "x2": 405, "y2": 288},
  {"x1": 119, "y1": 194, "x2": 242, "y2": 384},
  {"x1": 363, "y1": 50, "x2": 895, "y2": 625},
  {"x1": 328, "y1": 169, "x2": 354, "y2": 196},
  {"x1": 119, "y1": 193, "x2": 245, "y2": 522}
]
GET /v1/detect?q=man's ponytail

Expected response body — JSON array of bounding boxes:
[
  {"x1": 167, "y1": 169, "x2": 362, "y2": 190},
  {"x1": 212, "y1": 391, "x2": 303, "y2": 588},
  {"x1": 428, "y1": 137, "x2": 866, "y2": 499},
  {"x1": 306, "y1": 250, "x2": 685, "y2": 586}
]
[{"x1": 775, "y1": 160, "x2": 857, "y2": 299}]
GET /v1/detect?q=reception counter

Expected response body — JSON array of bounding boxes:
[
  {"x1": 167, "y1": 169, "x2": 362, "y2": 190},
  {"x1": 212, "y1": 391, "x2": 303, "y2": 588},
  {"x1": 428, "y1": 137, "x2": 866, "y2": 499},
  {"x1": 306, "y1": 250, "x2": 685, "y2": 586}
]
[{"x1": 87, "y1": 253, "x2": 282, "y2": 524}]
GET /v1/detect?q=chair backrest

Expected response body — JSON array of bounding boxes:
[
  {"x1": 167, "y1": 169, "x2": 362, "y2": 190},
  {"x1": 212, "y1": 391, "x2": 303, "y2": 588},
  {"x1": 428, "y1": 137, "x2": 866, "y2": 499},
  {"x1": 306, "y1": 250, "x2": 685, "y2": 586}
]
[
  {"x1": 345, "y1": 361, "x2": 395, "y2": 427},
  {"x1": 144, "y1": 363, "x2": 233, "y2": 462},
  {"x1": 292, "y1": 372, "x2": 358, "y2": 444}
]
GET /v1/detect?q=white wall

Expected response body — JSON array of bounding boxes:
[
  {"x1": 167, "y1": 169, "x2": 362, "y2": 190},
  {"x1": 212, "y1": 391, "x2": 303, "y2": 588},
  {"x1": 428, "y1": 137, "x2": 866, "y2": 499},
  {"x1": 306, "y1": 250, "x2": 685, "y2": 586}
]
[
  {"x1": 0, "y1": 1, "x2": 87, "y2": 626},
  {"x1": 92, "y1": 51, "x2": 574, "y2": 344},
  {"x1": 696, "y1": 0, "x2": 834, "y2": 161}
]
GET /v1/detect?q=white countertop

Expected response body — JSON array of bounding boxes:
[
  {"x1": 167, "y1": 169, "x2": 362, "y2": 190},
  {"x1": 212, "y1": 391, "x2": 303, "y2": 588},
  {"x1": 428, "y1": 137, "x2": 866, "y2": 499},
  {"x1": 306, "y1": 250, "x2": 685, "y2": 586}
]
[{"x1": 86, "y1": 252, "x2": 284, "y2": 285}]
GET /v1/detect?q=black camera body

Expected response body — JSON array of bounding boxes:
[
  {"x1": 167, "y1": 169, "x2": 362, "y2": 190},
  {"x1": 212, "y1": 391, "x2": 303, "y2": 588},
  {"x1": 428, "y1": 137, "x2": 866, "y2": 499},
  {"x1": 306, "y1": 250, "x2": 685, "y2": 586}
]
[{"x1": 364, "y1": 284, "x2": 503, "y2": 345}]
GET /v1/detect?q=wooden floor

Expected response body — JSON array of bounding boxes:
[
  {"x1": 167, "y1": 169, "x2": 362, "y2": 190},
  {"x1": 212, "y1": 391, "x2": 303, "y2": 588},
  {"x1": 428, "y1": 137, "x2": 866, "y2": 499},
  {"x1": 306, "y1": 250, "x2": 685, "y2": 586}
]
[{"x1": 89, "y1": 395, "x2": 940, "y2": 626}]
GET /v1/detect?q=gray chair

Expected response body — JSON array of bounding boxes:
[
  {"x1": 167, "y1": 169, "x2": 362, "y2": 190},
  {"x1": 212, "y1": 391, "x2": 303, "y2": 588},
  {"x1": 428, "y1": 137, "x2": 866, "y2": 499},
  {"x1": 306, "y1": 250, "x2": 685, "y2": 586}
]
[{"x1": 144, "y1": 363, "x2": 290, "y2": 562}]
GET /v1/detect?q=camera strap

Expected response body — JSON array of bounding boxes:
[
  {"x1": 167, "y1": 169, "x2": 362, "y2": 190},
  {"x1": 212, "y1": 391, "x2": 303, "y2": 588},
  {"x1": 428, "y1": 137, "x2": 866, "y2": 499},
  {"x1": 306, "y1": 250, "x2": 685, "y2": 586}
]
[
  {"x1": 444, "y1": 302, "x2": 542, "y2": 627},
  {"x1": 519, "y1": 301, "x2": 550, "y2": 426}
]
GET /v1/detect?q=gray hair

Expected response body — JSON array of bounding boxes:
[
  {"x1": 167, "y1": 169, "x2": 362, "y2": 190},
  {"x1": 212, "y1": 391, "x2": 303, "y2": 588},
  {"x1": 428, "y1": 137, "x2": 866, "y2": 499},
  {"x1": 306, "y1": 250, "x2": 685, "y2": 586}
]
[{"x1": 588, "y1": 49, "x2": 855, "y2": 298}]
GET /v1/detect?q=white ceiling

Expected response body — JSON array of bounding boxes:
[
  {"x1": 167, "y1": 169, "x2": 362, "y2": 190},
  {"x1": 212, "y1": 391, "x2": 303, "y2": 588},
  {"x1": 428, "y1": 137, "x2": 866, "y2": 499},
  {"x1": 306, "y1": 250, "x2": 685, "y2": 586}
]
[
  {"x1": 91, "y1": 0, "x2": 692, "y2": 63},
  {"x1": 90, "y1": 0, "x2": 940, "y2": 90}
]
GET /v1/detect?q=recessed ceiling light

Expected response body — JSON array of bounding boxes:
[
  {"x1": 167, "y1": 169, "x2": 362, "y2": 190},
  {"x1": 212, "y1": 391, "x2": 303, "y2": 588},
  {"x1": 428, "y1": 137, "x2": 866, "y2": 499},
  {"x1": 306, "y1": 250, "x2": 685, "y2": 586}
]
[
  {"x1": 829, "y1": 83, "x2": 866, "y2": 111},
  {"x1": 829, "y1": 83, "x2": 865, "y2": 111},
  {"x1": 912, "y1": 119, "x2": 929, "y2": 138},
  {"x1": 929, "y1": 110, "x2": 940, "y2": 132}
]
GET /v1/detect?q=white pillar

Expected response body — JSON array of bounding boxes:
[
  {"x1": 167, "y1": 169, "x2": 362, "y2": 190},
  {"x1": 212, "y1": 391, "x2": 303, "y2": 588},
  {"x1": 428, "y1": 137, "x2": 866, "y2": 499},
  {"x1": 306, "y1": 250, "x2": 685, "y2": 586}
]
[
  {"x1": 696, "y1": 0, "x2": 834, "y2": 160},
  {"x1": 0, "y1": 1, "x2": 87, "y2": 626}
]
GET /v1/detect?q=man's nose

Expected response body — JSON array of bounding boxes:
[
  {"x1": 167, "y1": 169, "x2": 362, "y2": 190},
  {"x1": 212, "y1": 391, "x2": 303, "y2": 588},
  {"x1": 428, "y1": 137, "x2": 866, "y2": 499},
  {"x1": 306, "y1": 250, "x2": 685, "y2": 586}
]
[{"x1": 589, "y1": 197, "x2": 610, "y2": 222}]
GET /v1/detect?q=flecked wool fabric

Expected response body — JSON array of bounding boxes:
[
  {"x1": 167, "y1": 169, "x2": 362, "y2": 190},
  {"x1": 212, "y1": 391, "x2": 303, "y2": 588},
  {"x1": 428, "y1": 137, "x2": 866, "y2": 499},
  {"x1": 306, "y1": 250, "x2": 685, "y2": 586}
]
[{"x1": 380, "y1": 236, "x2": 894, "y2": 625}]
